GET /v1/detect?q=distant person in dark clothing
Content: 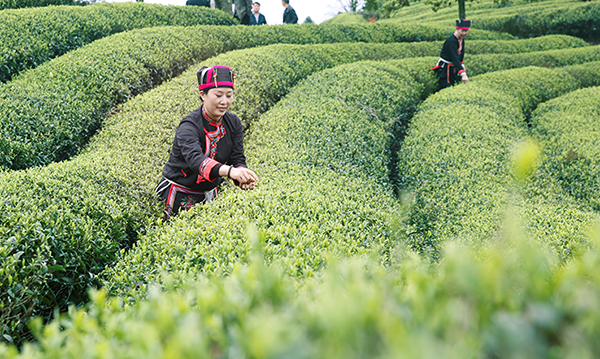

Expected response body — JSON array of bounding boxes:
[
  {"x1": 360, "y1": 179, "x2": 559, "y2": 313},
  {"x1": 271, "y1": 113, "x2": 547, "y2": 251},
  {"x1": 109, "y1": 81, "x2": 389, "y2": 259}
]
[
  {"x1": 430, "y1": 19, "x2": 471, "y2": 89},
  {"x1": 234, "y1": 0, "x2": 252, "y2": 25},
  {"x1": 186, "y1": 0, "x2": 210, "y2": 7},
  {"x1": 282, "y1": 0, "x2": 298, "y2": 24},
  {"x1": 249, "y1": 2, "x2": 267, "y2": 25}
]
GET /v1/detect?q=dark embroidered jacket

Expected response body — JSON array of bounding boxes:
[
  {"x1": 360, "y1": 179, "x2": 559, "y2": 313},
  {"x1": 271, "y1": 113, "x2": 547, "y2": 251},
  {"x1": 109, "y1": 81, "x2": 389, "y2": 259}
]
[
  {"x1": 440, "y1": 34, "x2": 466, "y2": 77},
  {"x1": 162, "y1": 106, "x2": 247, "y2": 191}
]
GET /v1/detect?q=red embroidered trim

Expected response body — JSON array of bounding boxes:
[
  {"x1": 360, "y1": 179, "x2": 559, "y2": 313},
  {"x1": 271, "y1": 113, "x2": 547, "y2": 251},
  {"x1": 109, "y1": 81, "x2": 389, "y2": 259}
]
[
  {"x1": 197, "y1": 158, "x2": 219, "y2": 183},
  {"x1": 202, "y1": 105, "x2": 222, "y2": 126},
  {"x1": 204, "y1": 125, "x2": 226, "y2": 159}
]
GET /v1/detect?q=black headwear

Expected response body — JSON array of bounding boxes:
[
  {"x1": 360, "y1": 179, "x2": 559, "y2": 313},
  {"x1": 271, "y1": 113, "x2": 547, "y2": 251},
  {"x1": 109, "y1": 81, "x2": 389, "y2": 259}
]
[
  {"x1": 456, "y1": 19, "x2": 472, "y2": 29},
  {"x1": 197, "y1": 65, "x2": 235, "y2": 92}
]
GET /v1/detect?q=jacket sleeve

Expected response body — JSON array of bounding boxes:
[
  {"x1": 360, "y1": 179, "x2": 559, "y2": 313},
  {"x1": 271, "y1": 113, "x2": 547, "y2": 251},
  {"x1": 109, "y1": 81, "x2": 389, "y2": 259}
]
[{"x1": 176, "y1": 120, "x2": 221, "y2": 183}]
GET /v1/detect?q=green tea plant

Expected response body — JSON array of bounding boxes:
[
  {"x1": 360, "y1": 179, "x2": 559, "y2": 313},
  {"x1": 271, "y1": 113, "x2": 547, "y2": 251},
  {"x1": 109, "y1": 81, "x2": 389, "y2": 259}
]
[
  {"x1": 530, "y1": 86, "x2": 600, "y2": 210},
  {"x1": 0, "y1": 38, "x2": 597, "y2": 345},
  {"x1": 3, "y1": 223, "x2": 600, "y2": 358},
  {"x1": 398, "y1": 62, "x2": 600, "y2": 260},
  {"x1": 0, "y1": 0, "x2": 80, "y2": 10},
  {"x1": 520, "y1": 86, "x2": 600, "y2": 254},
  {"x1": 0, "y1": 2, "x2": 237, "y2": 83},
  {"x1": 0, "y1": 22, "x2": 509, "y2": 171},
  {"x1": 380, "y1": 0, "x2": 599, "y2": 41}
]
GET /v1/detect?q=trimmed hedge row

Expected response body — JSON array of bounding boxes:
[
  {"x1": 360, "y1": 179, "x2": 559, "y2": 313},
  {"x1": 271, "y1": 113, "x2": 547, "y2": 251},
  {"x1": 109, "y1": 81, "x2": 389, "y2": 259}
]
[
  {"x1": 397, "y1": 62, "x2": 600, "y2": 260},
  {"x1": 520, "y1": 86, "x2": 600, "y2": 252},
  {"x1": 0, "y1": 0, "x2": 79, "y2": 10},
  {"x1": 0, "y1": 22, "x2": 511, "y2": 171},
  {"x1": 0, "y1": 40, "x2": 445, "y2": 345},
  {"x1": 100, "y1": 57, "x2": 436, "y2": 297},
  {"x1": 100, "y1": 46, "x2": 600, "y2": 293},
  {"x1": 475, "y1": 1, "x2": 600, "y2": 42},
  {"x1": 0, "y1": 2, "x2": 237, "y2": 83},
  {"x1": 4, "y1": 211, "x2": 600, "y2": 357},
  {"x1": 1, "y1": 41, "x2": 596, "y2": 344},
  {"x1": 383, "y1": 0, "x2": 577, "y2": 24},
  {"x1": 531, "y1": 86, "x2": 600, "y2": 210},
  {"x1": 384, "y1": 0, "x2": 600, "y2": 42}
]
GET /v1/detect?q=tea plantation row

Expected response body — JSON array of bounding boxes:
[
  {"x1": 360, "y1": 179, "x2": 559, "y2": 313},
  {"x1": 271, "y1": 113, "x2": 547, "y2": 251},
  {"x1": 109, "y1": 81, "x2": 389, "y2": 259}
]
[
  {"x1": 0, "y1": 34, "x2": 528, "y2": 344},
  {"x1": 383, "y1": 0, "x2": 600, "y2": 42},
  {"x1": 522, "y1": 86, "x2": 600, "y2": 252},
  {"x1": 0, "y1": 2, "x2": 237, "y2": 83},
  {"x1": 0, "y1": 0, "x2": 78, "y2": 10},
  {"x1": 0, "y1": 23, "x2": 510, "y2": 171},
  {"x1": 3, "y1": 64, "x2": 600, "y2": 358},
  {"x1": 399, "y1": 61, "x2": 600, "y2": 260},
  {"x1": 1, "y1": 37, "x2": 595, "y2": 345}
]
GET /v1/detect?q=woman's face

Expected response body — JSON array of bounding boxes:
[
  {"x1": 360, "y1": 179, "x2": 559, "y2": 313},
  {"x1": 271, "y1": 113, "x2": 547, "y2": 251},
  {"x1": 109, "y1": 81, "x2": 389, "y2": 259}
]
[{"x1": 200, "y1": 87, "x2": 234, "y2": 119}]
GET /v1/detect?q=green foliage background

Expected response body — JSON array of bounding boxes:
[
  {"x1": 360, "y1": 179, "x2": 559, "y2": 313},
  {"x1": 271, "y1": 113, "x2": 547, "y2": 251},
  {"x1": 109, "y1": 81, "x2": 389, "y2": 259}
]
[{"x1": 0, "y1": 0, "x2": 599, "y2": 356}]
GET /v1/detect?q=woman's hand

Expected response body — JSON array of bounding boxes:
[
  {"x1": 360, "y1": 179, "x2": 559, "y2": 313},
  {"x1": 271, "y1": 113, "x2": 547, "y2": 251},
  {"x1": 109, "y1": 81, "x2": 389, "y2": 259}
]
[{"x1": 230, "y1": 167, "x2": 258, "y2": 189}]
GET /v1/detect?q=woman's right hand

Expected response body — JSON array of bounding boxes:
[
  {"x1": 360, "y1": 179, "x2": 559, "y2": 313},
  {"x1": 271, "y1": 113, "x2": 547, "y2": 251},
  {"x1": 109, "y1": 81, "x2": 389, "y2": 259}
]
[{"x1": 230, "y1": 167, "x2": 258, "y2": 189}]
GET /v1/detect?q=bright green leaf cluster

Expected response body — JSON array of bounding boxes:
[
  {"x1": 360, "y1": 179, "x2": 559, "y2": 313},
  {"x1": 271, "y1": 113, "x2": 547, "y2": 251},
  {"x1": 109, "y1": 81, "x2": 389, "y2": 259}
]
[{"x1": 5, "y1": 228, "x2": 600, "y2": 358}]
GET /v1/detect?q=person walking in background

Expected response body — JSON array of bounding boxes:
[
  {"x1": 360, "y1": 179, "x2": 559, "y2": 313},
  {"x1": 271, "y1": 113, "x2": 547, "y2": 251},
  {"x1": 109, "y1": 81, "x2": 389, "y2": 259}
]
[
  {"x1": 233, "y1": 0, "x2": 252, "y2": 24},
  {"x1": 430, "y1": 19, "x2": 471, "y2": 89},
  {"x1": 282, "y1": 0, "x2": 298, "y2": 24},
  {"x1": 249, "y1": 2, "x2": 267, "y2": 25},
  {"x1": 155, "y1": 65, "x2": 258, "y2": 220}
]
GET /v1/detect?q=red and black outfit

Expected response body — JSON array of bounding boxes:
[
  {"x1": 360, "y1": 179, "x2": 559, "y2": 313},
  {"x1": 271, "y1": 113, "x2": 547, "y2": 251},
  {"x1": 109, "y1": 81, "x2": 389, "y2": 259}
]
[
  {"x1": 431, "y1": 19, "x2": 471, "y2": 89},
  {"x1": 155, "y1": 105, "x2": 247, "y2": 219},
  {"x1": 431, "y1": 33, "x2": 467, "y2": 89}
]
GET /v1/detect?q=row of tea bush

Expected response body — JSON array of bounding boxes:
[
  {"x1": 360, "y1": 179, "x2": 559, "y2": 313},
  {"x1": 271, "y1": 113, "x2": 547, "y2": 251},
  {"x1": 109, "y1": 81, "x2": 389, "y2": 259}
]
[
  {"x1": 398, "y1": 61, "x2": 600, "y2": 260},
  {"x1": 0, "y1": 0, "x2": 81, "y2": 10},
  {"x1": 0, "y1": 2, "x2": 236, "y2": 83},
  {"x1": 0, "y1": 35, "x2": 589, "y2": 345},
  {"x1": 520, "y1": 86, "x2": 600, "y2": 254},
  {"x1": 4, "y1": 69, "x2": 600, "y2": 359},
  {"x1": 0, "y1": 23, "x2": 510, "y2": 171},
  {"x1": 384, "y1": 0, "x2": 599, "y2": 42}
]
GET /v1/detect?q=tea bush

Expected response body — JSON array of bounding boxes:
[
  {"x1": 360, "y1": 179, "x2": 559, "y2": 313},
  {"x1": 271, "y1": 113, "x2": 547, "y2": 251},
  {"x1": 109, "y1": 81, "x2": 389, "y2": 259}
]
[
  {"x1": 0, "y1": 2, "x2": 237, "y2": 83},
  {"x1": 0, "y1": 0, "x2": 80, "y2": 10},
  {"x1": 520, "y1": 86, "x2": 600, "y2": 253},
  {"x1": 2, "y1": 38, "x2": 599, "y2": 345},
  {"x1": 385, "y1": 0, "x2": 578, "y2": 24},
  {"x1": 475, "y1": 1, "x2": 600, "y2": 42},
  {"x1": 398, "y1": 62, "x2": 600, "y2": 260},
  {"x1": 4, "y1": 226, "x2": 600, "y2": 358},
  {"x1": 0, "y1": 22, "x2": 510, "y2": 171},
  {"x1": 530, "y1": 86, "x2": 600, "y2": 211},
  {"x1": 382, "y1": 0, "x2": 598, "y2": 42}
]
